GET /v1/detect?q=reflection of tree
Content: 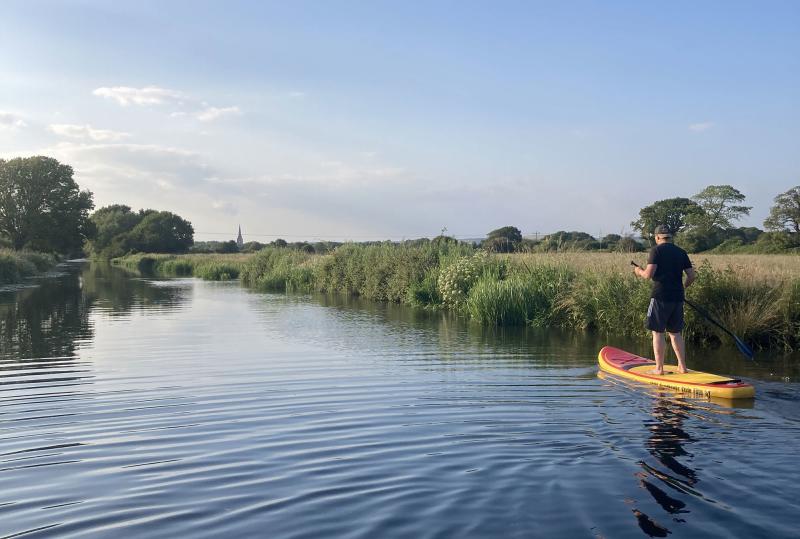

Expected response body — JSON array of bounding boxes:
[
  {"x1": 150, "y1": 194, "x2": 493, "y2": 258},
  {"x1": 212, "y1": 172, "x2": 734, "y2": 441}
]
[
  {"x1": 0, "y1": 264, "x2": 95, "y2": 359},
  {"x1": 81, "y1": 262, "x2": 190, "y2": 315},
  {"x1": 632, "y1": 398, "x2": 698, "y2": 537},
  {"x1": 0, "y1": 262, "x2": 190, "y2": 360}
]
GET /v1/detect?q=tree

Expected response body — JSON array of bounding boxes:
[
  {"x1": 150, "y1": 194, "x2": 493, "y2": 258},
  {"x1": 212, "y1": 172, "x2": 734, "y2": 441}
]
[
  {"x1": 631, "y1": 198, "x2": 704, "y2": 244},
  {"x1": 241, "y1": 241, "x2": 265, "y2": 252},
  {"x1": 127, "y1": 211, "x2": 194, "y2": 253},
  {"x1": 87, "y1": 205, "x2": 146, "y2": 257},
  {"x1": 764, "y1": 186, "x2": 800, "y2": 234},
  {"x1": 617, "y1": 236, "x2": 643, "y2": 252},
  {"x1": 0, "y1": 156, "x2": 94, "y2": 253},
  {"x1": 691, "y1": 185, "x2": 751, "y2": 229},
  {"x1": 219, "y1": 240, "x2": 239, "y2": 253},
  {"x1": 484, "y1": 226, "x2": 522, "y2": 252}
]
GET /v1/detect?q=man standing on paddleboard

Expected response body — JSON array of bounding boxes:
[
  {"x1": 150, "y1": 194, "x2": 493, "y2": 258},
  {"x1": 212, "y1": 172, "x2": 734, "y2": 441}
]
[{"x1": 633, "y1": 225, "x2": 696, "y2": 375}]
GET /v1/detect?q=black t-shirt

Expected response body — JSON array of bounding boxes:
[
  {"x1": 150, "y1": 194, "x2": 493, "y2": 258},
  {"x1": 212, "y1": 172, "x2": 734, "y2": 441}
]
[{"x1": 647, "y1": 243, "x2": 692, "y2": 301}]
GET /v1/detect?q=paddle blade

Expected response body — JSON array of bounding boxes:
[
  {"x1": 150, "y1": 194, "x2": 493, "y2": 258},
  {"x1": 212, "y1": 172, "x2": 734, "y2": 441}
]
[{"x1": 734, "y1": 336, "x2": 755, "y2": 360}]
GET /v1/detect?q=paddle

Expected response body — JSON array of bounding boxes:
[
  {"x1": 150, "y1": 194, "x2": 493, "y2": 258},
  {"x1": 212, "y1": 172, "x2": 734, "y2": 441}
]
[{"x1": 630, "y1": 261, "x2": 754, "y2": 359}]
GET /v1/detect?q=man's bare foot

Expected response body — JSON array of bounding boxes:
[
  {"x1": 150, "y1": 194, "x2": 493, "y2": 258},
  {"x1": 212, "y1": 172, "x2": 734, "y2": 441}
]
[
  {"x1": 647, "y1": 369, "x2": 664, "y2": 375},
  {"x1": 677, "y1": 368, "x2": 688, "y2": 374}
]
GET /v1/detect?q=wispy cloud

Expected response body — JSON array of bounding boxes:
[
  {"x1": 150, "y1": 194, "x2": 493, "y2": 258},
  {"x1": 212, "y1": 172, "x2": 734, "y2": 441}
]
[
  {"x1": 288, "y1": 91, "x2": 306, "y2": 98},
  {"x1": 195, "y1": 105, "x2": 241, "y2": 122},
  {"x1": 689, "y1": 122, "x2": 714, "y2": 132},
  {"x1": 0, "y1": 111, "x2": 27, "y2": 129},
  {"x1": 93, "y1": 85, "x2": 240, "y2": 122},
  {"x1": 93, "y1": 86, "x2": 186, "y2": 106},
  {"x1": 48, "y1": 123, "x2": 131, "y2": 142}
]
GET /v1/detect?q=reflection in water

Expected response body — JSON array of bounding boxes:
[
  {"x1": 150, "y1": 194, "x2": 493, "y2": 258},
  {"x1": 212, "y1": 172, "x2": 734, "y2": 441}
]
[
  {"x1": 0, "y1": 262, "x2": 189, "y2": 360},
  {"x1": 81, "y1": 262, "x2": 190, "y2": 316},
  {"x1": 311, "y1": 291, "x2": 608, "y2": 366},
  {"x1": 633, "y1": 397, "x2": 697, "y2": 536},
  {"x1": 0, "y1": 263, "x2": 94, "y2": 359},
  {"x1": 1, "y1": 265, "x2": 798, "y2": 538}
]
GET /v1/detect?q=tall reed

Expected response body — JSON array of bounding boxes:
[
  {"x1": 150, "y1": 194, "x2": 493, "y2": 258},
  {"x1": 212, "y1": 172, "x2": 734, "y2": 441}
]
[{"x1": 117, "y1": 246, "x2": 800, "y2": 350}]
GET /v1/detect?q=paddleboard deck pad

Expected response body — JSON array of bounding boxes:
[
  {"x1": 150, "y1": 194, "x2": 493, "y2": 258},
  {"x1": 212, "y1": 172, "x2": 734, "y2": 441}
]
[{"x1": 598, "y1": 346, "x2": 755, "y2": 399}]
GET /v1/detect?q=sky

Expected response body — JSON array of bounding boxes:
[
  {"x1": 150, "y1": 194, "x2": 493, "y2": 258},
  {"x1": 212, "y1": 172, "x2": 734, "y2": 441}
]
[{"x1": 1, "y1": 1, "x2": 798, "y2": 242}]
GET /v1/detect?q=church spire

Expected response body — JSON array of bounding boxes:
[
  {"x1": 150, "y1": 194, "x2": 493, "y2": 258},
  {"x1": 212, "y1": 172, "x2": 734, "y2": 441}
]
[{"x1": 236, "y1": 225, "x2": 243, "y2": 249}]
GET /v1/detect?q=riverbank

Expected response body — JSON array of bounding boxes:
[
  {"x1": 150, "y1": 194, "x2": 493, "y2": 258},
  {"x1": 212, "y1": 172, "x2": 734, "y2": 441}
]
[
  {"x1": 114, "y1": 246, "x2": 800, "y2": 351},
  {"x1": 0, "y1": 249, "x2": 59, "y2": 285},
  {"x1": 111, "y1": 253, "x2": 251, "y2": 280}
]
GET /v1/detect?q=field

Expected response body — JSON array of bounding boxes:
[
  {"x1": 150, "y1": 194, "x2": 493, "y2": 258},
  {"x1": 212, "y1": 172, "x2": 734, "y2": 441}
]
[{"x1": 115, "y1": 247, "x2": 800, "y2": 351}]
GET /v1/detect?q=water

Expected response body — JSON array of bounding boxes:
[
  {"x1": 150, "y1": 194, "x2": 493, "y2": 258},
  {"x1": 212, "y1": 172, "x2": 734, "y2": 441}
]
[{"x1": 1, "y1": 262, "x2": 799, "y2": 538}]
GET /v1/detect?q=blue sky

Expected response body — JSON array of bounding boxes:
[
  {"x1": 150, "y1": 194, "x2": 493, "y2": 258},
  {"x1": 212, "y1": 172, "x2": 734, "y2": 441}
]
[{"x1": 1, "y1": 1, "x2": 798, "y2": 241}]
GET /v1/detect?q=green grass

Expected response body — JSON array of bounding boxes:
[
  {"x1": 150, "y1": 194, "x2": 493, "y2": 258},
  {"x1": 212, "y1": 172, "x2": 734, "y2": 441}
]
[
  {"x1": 0, "y1": 250, "x2": 59, "y2": 285},
  {"x1": 112, "y1": 253, "x2": 251, "y2": 280}
]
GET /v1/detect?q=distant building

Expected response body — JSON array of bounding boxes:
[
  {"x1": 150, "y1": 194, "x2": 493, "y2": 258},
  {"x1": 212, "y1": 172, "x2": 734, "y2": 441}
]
[{"x1": 236, "y1": 225, "x2": 243, "y2": 249}]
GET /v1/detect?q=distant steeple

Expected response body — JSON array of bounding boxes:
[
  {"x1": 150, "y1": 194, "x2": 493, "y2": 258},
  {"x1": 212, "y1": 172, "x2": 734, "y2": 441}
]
[{"x1": 236, "y1": 225, "x2": 243, "y2": 249}]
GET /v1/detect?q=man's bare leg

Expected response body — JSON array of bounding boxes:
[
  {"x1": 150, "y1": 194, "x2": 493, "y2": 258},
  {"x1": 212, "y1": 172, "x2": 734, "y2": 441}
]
[
  {"x1": 668, "y1": 332, "x2": 688, "y2": 373},
  {"x1": 651, "y1": 331, "x2": 666, "y2": 375}
]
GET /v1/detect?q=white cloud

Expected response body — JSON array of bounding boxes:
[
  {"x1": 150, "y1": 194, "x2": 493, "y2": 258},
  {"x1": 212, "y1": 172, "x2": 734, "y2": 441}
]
[
  {"x1": 689, "y1": 122, "x2": 714, "y2": 132},
  {"x1": 93, "y1": 85, "x2": 241, "y2": 123},
  {"x1": 195, "y1": 106, "x2": 241, "y2": 122},
  {"x1": 41, "y1": 142, "x2": 209, "y2": 193},
  {"x1": 288, "y1": 91, "x2": 306, "y2": 98},
  {"x1": 0, "y1": 111, "x2": 27, "y2": 129},
  {"x1": 48, "y1": 123, "x2": 131, "y2": 142},
  {"x1": 93, "y1": 86, "x2": 186, "y2": 106}
]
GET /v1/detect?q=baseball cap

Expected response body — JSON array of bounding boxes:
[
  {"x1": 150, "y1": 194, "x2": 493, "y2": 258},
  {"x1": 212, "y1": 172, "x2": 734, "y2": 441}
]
[{"x1": 654, "y1": 225, "x2": 672, "y2": 236}]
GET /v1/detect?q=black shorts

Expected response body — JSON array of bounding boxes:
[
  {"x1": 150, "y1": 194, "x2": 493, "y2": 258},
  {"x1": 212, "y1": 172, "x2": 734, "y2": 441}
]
[{"x1": 646, "y1": 299, "x2": 685, "y2": 333}]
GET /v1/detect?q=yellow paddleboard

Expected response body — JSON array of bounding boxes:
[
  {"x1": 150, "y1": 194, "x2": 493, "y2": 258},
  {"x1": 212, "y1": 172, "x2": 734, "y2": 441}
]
[{"x1": 598, "y1": 346, "x2": 755, "y2": 399}]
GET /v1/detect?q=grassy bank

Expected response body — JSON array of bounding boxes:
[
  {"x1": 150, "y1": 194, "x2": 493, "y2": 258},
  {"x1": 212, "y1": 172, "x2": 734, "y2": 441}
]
[
  {"x1": 0, "y1": 249, "x2": 59, "y2": 285},
  {"x1": 112, "y1": 253, "x2": 252, "y2": 280},
  {"x1": 239, "y1": 246, "x2": 800, "y2": 351}
]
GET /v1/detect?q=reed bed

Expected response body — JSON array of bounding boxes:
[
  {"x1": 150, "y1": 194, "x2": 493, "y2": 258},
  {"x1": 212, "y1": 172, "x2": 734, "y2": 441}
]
[
  {"x1": 113, "y1": 253, "x2": 252, "y2": 281},
  {"x1": 238, "y1": 246, "x2": 799, "y2": 350},
  {"x1": 117, "y1": 246, "x2": 800, "y2": 350},
  {"x1": 0, "y1": 249, "x2": 59, "y2": 285}
]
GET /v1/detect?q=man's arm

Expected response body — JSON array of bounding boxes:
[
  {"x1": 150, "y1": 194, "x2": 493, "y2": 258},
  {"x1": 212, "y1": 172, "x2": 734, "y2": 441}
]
[
  {"x1": 684, "y1": 267, "x2": 696, "y2": 288},
  {"x1": 634, "y1": 264, "x2": 656, "y2": 279}
]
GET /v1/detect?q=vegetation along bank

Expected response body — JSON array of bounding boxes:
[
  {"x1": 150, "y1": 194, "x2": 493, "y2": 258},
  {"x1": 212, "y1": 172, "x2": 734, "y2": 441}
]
[{"x1": 117, "y1": 244, "x2": 800, "y2": 352}]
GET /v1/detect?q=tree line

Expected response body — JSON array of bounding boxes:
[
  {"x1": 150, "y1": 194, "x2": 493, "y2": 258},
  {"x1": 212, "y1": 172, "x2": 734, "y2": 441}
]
[
  {"x1": 0, "y1": 156, "x2": 194, "y2": 258},
  {"x1": 481, "y1": 185, "x2": 800, "y2": 254},
  {"x1": 1, "y1": 156, "x2": 798, "y2": 257}
]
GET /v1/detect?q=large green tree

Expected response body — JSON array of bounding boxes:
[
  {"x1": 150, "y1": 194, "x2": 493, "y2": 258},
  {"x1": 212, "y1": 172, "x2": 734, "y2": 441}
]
[
  {"x1": 0, "y1": 156, "x2": 94, "y2": 253},
  {"x1": 87, "y1": 205, "x2": 152, "y2": 257},
  {"x1": 764, "y1": 186, "x2": 800, "y2": 234},
  {"x1": 631, "y1": 197, "x2": 704, "y2": 244},
  {"x1": 88, "y1": 206, "x2": 194, "y2": 257},
  {"x1": 127, "y1": 211, "x2": 194, "y2": 253},
  {"x1": 691, "y1": 185, "x2": 751, "y2": 229}
]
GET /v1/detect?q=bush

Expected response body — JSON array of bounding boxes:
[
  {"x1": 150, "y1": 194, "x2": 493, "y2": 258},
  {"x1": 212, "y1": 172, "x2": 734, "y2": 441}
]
[
  {"x1": 0, "y1": 249, "x2": 58, "y2": 284},
  {"x1": 195, "y1": 262, "x2": 241, "y2": 281}
]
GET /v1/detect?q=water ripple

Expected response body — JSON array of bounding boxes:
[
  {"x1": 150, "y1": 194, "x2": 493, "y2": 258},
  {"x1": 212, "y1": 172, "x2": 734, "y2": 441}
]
[{"x1": 0, "y1": 267, "x2": 798, "y2": 538}]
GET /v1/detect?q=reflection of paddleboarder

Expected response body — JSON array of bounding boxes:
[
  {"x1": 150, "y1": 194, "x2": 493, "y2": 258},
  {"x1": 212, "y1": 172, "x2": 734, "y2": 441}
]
[
  {"x1": 633, "y1": 226, "x2": 696, "y2": 375},
  {"x1": 632, "y1": 396, "x2": 698, "y2": 537}
]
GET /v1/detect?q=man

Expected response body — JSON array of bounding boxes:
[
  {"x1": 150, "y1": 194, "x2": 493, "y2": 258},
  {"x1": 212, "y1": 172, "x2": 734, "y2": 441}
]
[{"x1": 633, "y1": 225, "x2": 696, "y2": 374}]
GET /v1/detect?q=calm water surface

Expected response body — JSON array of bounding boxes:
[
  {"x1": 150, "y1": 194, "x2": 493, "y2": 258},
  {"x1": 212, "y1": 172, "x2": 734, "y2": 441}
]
[{"x1": 1, "y1": 262, "x2": 799, "y2": 538}]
